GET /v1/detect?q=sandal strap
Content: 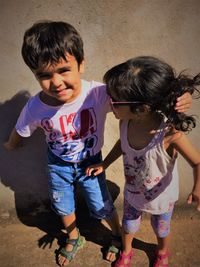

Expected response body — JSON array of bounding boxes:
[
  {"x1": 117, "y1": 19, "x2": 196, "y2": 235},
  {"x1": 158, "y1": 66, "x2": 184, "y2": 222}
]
[
  {"x1": 108, "y1": 244, "x2": 119, "y2": 254},
  {"x1": 59, "y1": 229, "x2": 85, "y2": 262},
  {"x1": 66, "y1": 237, "x2": 79, "y2": 246},
  {"x1": 65, "y1": 228, "x2": 80, "y2": 245},
  {"x1": 107, "y1": 234, "x2": 122, "y2": 255}
]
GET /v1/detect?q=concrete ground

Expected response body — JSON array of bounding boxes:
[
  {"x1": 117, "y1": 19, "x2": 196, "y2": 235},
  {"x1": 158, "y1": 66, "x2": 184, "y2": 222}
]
[{"x1": 1, "y1": 200, "x2": 200, "y2": 267}]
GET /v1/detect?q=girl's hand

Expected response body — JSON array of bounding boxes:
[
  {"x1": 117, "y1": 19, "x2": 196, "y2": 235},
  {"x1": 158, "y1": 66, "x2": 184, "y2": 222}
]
[
  {"x1": 187, "y1": 191, "x2": 200, "y2": 211},
  {"x1": 86, "y1": 163, "x2": 105, "y2": 176},
  {"x1": 175, "y1": 92, "x2": 192, "y2": 113}
]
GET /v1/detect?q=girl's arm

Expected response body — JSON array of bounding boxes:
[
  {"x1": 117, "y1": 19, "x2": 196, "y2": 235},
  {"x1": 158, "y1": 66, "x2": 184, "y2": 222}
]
[
  {"x1": 4, "y1": 128, "x2": 24, "y2": 150},
  {"x1": 171, "y1": 132, "x2": 200, "y2": 210},
  {"x1": 86, "y1": 139, "x2": 122, "y2": 176}
]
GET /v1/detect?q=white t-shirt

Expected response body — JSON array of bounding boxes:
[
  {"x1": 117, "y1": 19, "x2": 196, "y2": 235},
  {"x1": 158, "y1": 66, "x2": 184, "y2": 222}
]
[{"x1": 16, "y1": 80, "x2": 111, "y2": 162}]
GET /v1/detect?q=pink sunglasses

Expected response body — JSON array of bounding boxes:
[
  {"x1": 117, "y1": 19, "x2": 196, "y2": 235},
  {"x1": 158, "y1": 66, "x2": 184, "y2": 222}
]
[{"x1": 110, "y1": 97, "x2": 146, "y2": 106}]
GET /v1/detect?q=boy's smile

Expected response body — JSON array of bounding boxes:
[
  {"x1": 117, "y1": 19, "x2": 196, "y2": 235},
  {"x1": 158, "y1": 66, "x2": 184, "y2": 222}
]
[{"x1": 33, "y1": 53, "x2": 84, "y2": 105}]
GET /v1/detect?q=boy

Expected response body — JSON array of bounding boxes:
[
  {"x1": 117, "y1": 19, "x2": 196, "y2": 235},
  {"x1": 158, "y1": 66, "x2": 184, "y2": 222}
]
[{"x1": 4, "y1": 21, "x2": 192, "y2": 266}]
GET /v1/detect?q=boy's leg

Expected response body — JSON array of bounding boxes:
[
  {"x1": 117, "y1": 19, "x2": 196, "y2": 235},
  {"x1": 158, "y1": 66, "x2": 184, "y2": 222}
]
[
  {"x1": 105, "y1": 209, "x2": 121, "y2": 236},
  {"x1": 104, "y1": 210, "x2": 121, "y2": 262},
  {"x1": 58, "y1": 213, "x2": 78, "y2": 266},
  {"x1": 78, "y1": 167, "x2": 121, "y2": 261},
  {"x1": 47, "y1": 157, "x2": 84, "y2": 266}
]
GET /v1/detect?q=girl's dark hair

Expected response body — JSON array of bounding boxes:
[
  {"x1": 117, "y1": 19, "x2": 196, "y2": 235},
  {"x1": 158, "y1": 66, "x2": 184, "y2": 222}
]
[
  {"x1": 21, "y1": 20, "x2": 84, "y2": 69},
  {"x1": 104, "y1": 56, "x2": 200, "y2": 132}
]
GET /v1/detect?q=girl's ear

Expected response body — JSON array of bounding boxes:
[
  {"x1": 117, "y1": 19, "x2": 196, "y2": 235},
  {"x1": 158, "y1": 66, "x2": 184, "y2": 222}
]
[
  {"x1": 142, "y1": 104, "x2": 151, "y2": 113},
  {"x1": 135, "y1": 104, "x2": 151, "y2": 113}
]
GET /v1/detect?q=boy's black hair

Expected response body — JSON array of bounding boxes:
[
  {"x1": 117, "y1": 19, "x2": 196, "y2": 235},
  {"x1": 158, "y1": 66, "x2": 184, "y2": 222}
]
[
  {"x1": 104, "y1": 56, "x2": 200, "y2": 132},
  {"x1": 22, "y1": 20, "x2": 84, "y2": 69}
]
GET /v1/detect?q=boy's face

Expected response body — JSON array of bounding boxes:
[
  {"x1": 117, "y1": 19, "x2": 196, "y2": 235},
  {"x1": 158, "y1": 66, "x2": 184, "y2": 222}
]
[{"x1": 33, "y1": 53, "x2": 84, "y2": 104}]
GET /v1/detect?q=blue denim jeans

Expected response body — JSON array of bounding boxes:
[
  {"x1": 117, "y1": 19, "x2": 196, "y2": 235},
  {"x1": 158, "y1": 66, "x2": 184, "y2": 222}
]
[{"x1": 47, "y1": 150, "x2": 115, "y2": 219}]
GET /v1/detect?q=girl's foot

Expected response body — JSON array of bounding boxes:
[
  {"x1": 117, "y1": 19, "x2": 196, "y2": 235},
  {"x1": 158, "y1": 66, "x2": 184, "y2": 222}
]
[
  {"x1": 114, "y1": 249, "x2": 134, "y2": 267},
  {"x1": 153, "y1": 251, "x2": 169, "y2": 267}
]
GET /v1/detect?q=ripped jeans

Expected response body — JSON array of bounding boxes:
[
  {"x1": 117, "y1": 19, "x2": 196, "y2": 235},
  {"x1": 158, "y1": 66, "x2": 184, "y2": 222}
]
[{"x1": 47, "y1": 150, "x2": 115, "y2": 220}]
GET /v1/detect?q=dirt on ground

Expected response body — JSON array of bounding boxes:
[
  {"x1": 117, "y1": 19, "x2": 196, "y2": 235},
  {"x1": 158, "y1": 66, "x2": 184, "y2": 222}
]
[{"x1": 0, "y1": 203, "x2": 200, "y2": 267}]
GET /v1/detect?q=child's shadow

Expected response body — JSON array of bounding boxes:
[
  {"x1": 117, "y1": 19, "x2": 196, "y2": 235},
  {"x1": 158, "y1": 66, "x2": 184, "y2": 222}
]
[
  {"x1": 0, "y1": 91, "x2": 157, "y2": 266},
  {"x1": 0, "y1": 91, "x2": 60, "y2": 245}
]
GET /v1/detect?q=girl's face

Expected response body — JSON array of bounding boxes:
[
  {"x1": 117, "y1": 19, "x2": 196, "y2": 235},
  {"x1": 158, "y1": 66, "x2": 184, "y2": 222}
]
[
  {"x1": 109, "y1": 94, "x2": 145, "y2": 120},
  {"x1": 111, "y1": 102, "x2": 133, "y2": 119}
]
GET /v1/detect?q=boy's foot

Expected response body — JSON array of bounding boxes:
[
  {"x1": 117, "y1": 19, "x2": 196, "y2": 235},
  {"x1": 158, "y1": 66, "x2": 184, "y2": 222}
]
[
  {"x1": 57, "y1": 229, "x2": 85, "y2": 266},
  {"x1": 114, "y1": 249, "x2": 134, "y2": 267},
  {"x1": 153, "y1": 251, "x2": 169, "y2": 267},
  {"x1": 106, "y1": 234, "x2": 122, "y2": 262}
]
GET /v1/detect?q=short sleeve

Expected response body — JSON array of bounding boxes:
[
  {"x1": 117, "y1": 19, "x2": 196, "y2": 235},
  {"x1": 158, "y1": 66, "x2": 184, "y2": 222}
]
[{"x1": 15, "y1": 102, "x2": 38, "y2": 137}]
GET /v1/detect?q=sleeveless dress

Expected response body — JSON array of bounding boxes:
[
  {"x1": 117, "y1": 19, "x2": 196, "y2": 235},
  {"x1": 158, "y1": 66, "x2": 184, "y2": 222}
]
[{"x1": 120, "y1": 119, "x2": 179, "y2": 214}]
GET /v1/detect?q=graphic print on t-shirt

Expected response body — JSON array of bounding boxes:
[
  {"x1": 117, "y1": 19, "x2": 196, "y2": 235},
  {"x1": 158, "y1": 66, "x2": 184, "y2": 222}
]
[{"x1": 41, "y1": 107, "x2": 98, "y2": 162}]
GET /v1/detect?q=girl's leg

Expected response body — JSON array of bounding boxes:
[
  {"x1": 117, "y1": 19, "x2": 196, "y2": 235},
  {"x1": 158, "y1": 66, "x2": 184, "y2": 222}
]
[
  {"x1": 151, "y1": 205, "x2": 174, "y2": 266},
  {"x1": 114, "y1": 230, "x2": 135, "y2": 267},
  {"x1": 122, "y1": 199, "x2": 142, "y2": 252},
  {"x1": 156, "y1": 234, "x2": 170, "y2": 255},
  {"x1": 123, "y1": 229, "x2": 135, "y2": 254},
  {"x1": 114, "y1": 201, "x2": 142, "y2": 267}
]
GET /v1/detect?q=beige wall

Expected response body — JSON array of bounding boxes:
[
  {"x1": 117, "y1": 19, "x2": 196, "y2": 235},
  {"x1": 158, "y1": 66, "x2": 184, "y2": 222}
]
[{"x1": 0, "y1": 0, "x2": 200, "y2": 217}]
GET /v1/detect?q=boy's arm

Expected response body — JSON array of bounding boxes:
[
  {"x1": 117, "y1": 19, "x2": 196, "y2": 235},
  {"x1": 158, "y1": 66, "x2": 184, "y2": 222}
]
[
  {"x1": 175, "y1": 92, "x2": 192, "y2": 113},
  {"x1": 172, "y1": 132, "x2": 200, "y2": 211},
  {"x1": 86, "y1": 139, "x2": 122, "y2": 176},
  {"x1": 4, "y1": 128, "x2": 24, "y2": 150}
]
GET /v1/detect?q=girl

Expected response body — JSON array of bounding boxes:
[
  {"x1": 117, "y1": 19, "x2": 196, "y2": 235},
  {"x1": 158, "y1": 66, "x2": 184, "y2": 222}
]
[{"x1": 86, "y1": 56, "x2": 200, "y2": 267}]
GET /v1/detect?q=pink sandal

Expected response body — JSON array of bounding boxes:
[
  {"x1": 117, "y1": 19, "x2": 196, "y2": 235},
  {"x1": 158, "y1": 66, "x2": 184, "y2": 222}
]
[
  {"x1": 153, "y1": 251, "x2": 169, "y2": 267},
  {"x1": 114, "y1": 249, "x2": 134, "y2": 267}
]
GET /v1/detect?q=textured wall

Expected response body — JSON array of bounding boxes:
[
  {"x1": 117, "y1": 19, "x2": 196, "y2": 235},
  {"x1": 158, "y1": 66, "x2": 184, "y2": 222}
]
[{"x1": 0, "y1": 0, "x2": 200, "y2": 217}]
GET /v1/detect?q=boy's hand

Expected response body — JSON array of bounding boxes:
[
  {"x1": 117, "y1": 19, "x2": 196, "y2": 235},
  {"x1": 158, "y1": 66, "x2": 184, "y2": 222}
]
[
  {"x1": 86, "y1": 163, "x2": 105, "y2": 176},
  {"x1": 3, "y1": 129, "x2": 23, "y2": 151},
  {"x1": 3, "y1": 141, "x2": 19, "y2": 151},
  {"x1": 187, "y1": 191, "x2": 200, "y2": 211},
  {"x1": 175, "y1": 92, "x2": 192, "y2": 113}
]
